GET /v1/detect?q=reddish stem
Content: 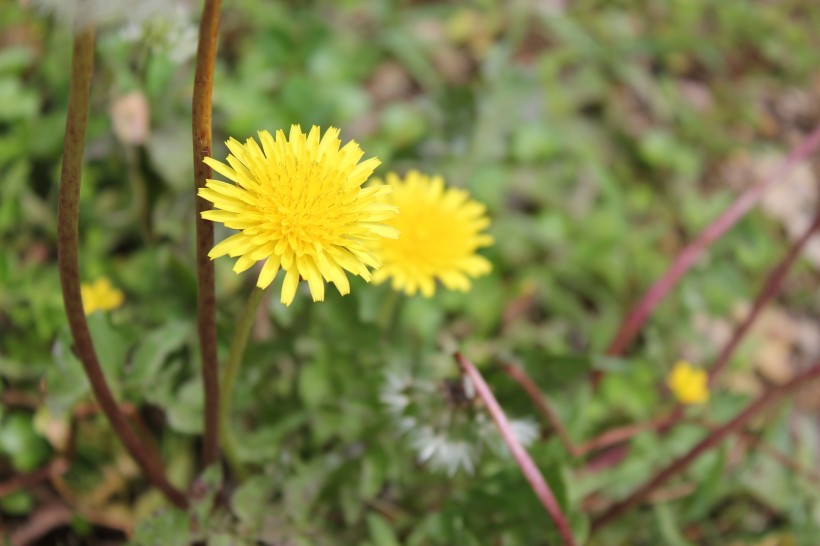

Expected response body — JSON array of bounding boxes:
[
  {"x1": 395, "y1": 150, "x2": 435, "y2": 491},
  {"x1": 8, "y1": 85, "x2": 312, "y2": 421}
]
[
  {"x1": 501, "y1": 361, "x2": 685, "y2": 459},
  {"x1": 576, "y1": 414, "x2": 677, "y2": 456},
  {"x1": 591, "y1": 361, "x2": 820, "y2": 531},
  {"x1": 586, "y1": 204, "x2": 820, "y2": 454},
  {"x1": 662, "y1": 207, "x2": 820, "y2": 430},
  {"x1": 500, "y1": 363, "x2": 580, "y2": 457},
  {"x1": 695, "y1": 418, "x2": 820, "y2": 485},
  {"x1": 456, "y1": 354, "x2": 577, "y2": 546},
  {"x1": 708, "y1": 209, "x2": 820, "y2": 384},
  {"x1": 192, "y1": 0, "x2": 223, "y2": 468},
  {"x1": 604, "y1": 125, "x2": 820, "y2": 361}
]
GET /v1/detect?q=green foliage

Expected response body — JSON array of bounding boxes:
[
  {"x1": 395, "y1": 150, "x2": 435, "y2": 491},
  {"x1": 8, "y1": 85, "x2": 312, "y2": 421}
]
[{"x1": 2, "y1": 0, "x2": 820, "y2": 544}]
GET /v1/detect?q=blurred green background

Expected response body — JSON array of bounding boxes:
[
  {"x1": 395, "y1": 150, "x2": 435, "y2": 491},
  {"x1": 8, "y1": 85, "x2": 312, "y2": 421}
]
[{"x1": 1, "y1": 0, "x2": 819, "y2": 544}]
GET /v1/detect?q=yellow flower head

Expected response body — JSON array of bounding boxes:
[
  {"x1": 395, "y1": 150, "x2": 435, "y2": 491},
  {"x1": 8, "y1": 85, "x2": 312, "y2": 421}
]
[
  {"x1": 199, "y1": 125, "x2": 398, "y2": 306},
  {"x1": 81, "y1": 277, "x2": 124, "y2": 315},
  {"x1": 667, "y1": 360, "x2": 709, "y2": 405},
  {"x1": 369, "y1": 171, "x2": 493, "y2": 297}
]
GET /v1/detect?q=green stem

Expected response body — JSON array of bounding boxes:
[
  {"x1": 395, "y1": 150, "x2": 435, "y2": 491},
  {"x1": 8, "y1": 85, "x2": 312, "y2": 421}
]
[
  {"x1": 192, "y1": 0, "x2": 223, "y2": 468},
  {"x1": 220, "y1": 285, "x2": 265, "y2": 480},
  {"x1": 378, "y1": 289, "x2": 404, "y2": 344},
  {"x1": 57, "y1": 29, "x2": 188, "y2": 509}
]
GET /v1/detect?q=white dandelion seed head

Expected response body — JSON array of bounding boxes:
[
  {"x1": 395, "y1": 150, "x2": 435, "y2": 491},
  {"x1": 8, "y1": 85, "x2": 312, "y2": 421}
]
[
  {"x1": 410, "y1": 426, "x2": 477, "y2": 477},
  {"x1": 379, "y1": 369, "x2": 415, "y2": 415},
  {"x1": 380, "y1": 361, "x2": 540, "y2": 476},
  {"x1": 480, "y1": 414, "x2": 540, "y2": 457},
  {"x1": 30, "y1": 0, "x2": 168, "y2": 31},
  {"x1": 29, "y1": 0, "x2": 197, "y2": 62}
]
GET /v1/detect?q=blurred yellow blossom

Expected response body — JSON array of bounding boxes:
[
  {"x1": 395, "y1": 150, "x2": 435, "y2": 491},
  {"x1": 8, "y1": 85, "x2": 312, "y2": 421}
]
[
  {"x1": 667, "y1": 360, "x2": 709, "y2": 405},
  {"x1": 81, "y1": 277, "x2": 124, "y2": 315},
  {"x1": 369, "y1": 171, "x2": 493, "y2": 297}
]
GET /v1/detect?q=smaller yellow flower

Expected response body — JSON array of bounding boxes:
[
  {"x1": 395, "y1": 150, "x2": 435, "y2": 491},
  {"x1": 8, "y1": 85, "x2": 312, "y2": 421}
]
[
  {"x1": 81, "y1": 278, "x2": 124, "y2": 315},
  {"x1": 667, "y1": 360, "x2": 709, "y2": 405},
  {"x1": 369, "y1": 171, "x2": 493, "y2": 297}
]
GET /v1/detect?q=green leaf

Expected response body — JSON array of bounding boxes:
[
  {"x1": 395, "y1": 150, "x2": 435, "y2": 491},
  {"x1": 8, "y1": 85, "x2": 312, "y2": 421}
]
[
  {"x1": 127, "y1": 321, "x2": 190, "y2": 390},
  {"x1": 681, "y1": 447, "x2": 726, "y2": 521},
  {"x1": 231, "y1": 475, "x2": 276, "y2": 528},
  {"x1": 366, "y1": 513, "x2": 401, "y2": 546},
  {"x1": 653, "y1": 503, "x2": 695, "y2": 546},
  {"x1": 45, "y1": 337, "x2": 90, "y2": 417},
  {"x1": 130, "y1": 508, "x2": 190, "y2": 546},
  {"x1": 0, "y1": 489, "x2": 34, "y2": 515},
  {"x1": 165, "y1": 379, "x2": 204, "y2": 434},
  {"x1": 298, "y1": 359, "x2": 331, "y2": 409},
  {"x1": 0, "y1": 78, "x2": 37, "y2": 121},
  {"x1": 86, "y1": 312, "x2": 132, "y2": 398},
  {"x1": 0, "y1": 412, "x2": 50, "y2": 472}
]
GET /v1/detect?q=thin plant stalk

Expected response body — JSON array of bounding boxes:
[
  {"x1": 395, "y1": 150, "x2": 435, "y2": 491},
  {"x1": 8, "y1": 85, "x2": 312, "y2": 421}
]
[
  {"x1": 57, "y1": 29, "x2": 188, "y2": 509},
  {"x1": 575, "y1": 416, "x2": 677, "y2": 456},
  {"x1": 455, "y1": 353, "x2": 577, "y2": 546},
  {"x1": 590, "y1": 361, "x2": 820, "y2": 530},
  {"x1": 707, "y1": 209, "x2": 820, "y2": 385},
  {"x1": 502, "y1": 362, "x2": 680, "y2": 457},
  {"x1": 220, "y1": 285, "x2": 265, "y2": 480},
  {"x1": 192, "y1": 0, "x2": 223, "y2": 468},
  {"x1": 662, "y1": 208, "x2": 820, "y2": 429},
  {"x1": 582, "y1": 209, "x2": 820, "y2": 451},
  {"x1": 500, "y1": 362, "x2": 580, "y2": 457},
  {"x1": 695, "y1": 418, "x2": 820, "y2": 485},
  {"x1": 604, "y1": 125, "x2": 820, "y2": 361}
]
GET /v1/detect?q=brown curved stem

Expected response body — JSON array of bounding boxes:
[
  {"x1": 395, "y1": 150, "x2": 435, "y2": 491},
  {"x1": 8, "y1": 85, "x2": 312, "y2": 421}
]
[
  {"x1": 192, "y1": 0, "x2": 223, "y2": 468},
  {"x1": 603, "y1": 125, "x2": 820, "y2": 366},
  {"x1": 57, "y1": 29, "x2": 188, "y2": 509},
  {"x1": 456, "y1": 354, "x2": 577, "y2": 546},
  {"x1": 591, "y1": 361, "x2": 820, "y2": 531}
]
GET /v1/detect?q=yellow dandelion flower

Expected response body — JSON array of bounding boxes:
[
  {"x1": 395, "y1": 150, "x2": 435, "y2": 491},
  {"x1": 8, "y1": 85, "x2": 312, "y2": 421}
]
[
  {"x1": 81, "y1": 277, "x2": 124, "y2": 315},
  {"x1": 667, "y1": 360, "x2": 709, "y2": 405},
  {"x1": 369, "y1": 170, "x2": 493, "y2": 297},
  {"x1": 199, "y1": 125, "x2": 398, "y2": 306}
]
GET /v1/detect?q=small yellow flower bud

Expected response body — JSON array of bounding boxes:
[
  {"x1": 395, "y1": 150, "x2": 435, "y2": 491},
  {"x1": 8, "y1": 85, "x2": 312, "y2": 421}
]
[
  {"x1": 80, "y1": 277, "x2": 124, "y2": 315},
  {"x1": 667, "y1": 360, "x2": 709, "y2": 405}
]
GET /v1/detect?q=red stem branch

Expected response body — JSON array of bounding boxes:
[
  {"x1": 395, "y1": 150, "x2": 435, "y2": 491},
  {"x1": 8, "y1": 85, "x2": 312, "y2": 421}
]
[
  {"x1": 192, "y1": 0, "x2": 223, "y2": 468},
  {"x1": 604, "y1": 125, "x2": 820, "y2": 361},
  {"x1": 591, "y1": 361, "x2": 820, "y2": 530},
  {"x1": 500, "y1": 362, "x2": 580, "y2": 457},
  {"x1": 575, "y1": 414, "x2": 678, "y2": 456},
  {"x1": 456, "y1": 353, "x2": 577, "y2": 546},
  {"x1": 708, "y1": 209, "x2": 820, "y2": 384},
  {"x1": 695, "y1": 418, "x2": 820, "y2": 485},
  {"x1": 662, "y1": 207, "x2": 820, "y2": 429}
]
